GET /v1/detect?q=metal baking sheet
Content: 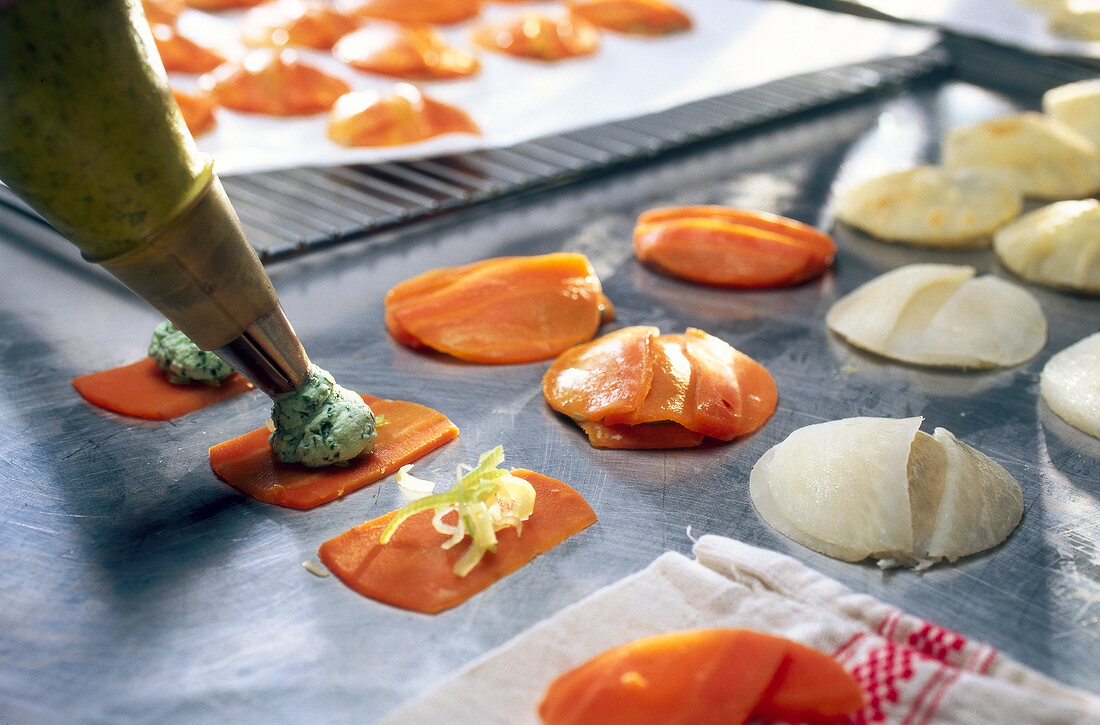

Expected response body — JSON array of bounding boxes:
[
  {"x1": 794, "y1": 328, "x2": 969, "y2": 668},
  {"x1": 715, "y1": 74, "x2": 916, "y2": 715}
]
[{"x1": 1, "y1": 41, "x2": 1098, "y2": 725}]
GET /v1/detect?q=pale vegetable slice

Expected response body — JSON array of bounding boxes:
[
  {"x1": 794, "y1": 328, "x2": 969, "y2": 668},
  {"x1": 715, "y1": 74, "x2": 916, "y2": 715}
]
[
  {"x1": 749, "y1": 417, "x2": 1024, "y2": 568},
  {"x1": 942, "y1": 112, "x2": 1100, "y2": 200},
  {"x1": 749, "y1": 417, "x2": 922, "y2": 564},
  {"x1": 1043, "y1": 78, "x2": 1100, "y2": 147},
  {"x1": 832, "y1": 166, "x2": 1022, "y2": 247},
  {"x1": 826, "y1": 264, "x2": 1047, "y2": 368},
  {"x1": 1040, "y1": 332, "x2": 1100, "y2": 439},
  {"x1": 993, "y1": 199, "x2": 1100, "y2": 295},
  {"x1": 923, "y1": 427, "x2": 1024, "y2": 561}
]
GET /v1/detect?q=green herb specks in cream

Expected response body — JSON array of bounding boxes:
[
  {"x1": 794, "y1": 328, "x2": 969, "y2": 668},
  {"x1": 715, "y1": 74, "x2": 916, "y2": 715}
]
[
  {"x1": 269, "y1": 366, "x2": 377, "y2": 467},
  {"x1": 148, "y1": 320, "x2": 234, "y2": 385}
]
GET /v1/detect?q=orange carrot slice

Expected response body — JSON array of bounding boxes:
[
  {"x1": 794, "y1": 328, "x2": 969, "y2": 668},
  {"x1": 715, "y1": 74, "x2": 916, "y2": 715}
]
[
  {"x1": 543, "y1": 327, "x2": 776, "y2": 448},
  {"x1": 151, "y1": 22, "x2": 226, "y2": 73},
  {"x1": 578, "y1": 420, "x2": 704, "y2": 449},
  {"x1": 333, "y1": 24, "x2": 481, "y2": 80},
  {"x1": 681, "y1": 327, "x2": 777, "y2": 440},
  {"x1": 201, "y1": 48, "x2": 350, "y2": 116},
  {"x1": 634, "y1": 206, "x2": 836, "y2": 288},
  {"x1": 385, "y1": 253, "x2": 613, "y2": 364},
  {"x1": 543, "y1": 325, "x2": 659, "y2": 424},
  {"x1": 209, "y1": 395, "x2": 458, "y2": 509},
  {"x1": 566, "y1": 0, "x2": 691, "y2": 35},
  {"x1": 317, "y1": 469, "x2": 596, "y2": 613},
  {"x1": 755, "y1": 637, "x2": 867, "y2": 721},
  {"x1": 327, "y1": 85, "x2": 481, "y2": 148},
  {"x1": 538, "y1": 629, "x2": 863, "y2": 725},
  {"x1": 471, "y1": 14, "x2": 600, "y2": 61},
  {"x1": 72, "y1": 357, "x2": 253, "y2": 420},
  {"x1": 348, "y1": 0, "x2": 481, "y2": 25}
]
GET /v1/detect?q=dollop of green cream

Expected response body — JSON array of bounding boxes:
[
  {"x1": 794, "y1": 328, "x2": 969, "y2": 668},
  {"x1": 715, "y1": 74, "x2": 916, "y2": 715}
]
[
  {"x1": 148, "y1": 320, "x2": 234, "y2": 385},
  {"x1": 269, "y1": 366, "x2": 377, "y2": 467}
]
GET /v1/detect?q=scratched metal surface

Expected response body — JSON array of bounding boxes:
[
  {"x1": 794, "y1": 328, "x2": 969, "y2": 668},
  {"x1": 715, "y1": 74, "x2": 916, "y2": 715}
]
[{"x1": 1, "y1": 81, "x2": 1099, "y2": 723}]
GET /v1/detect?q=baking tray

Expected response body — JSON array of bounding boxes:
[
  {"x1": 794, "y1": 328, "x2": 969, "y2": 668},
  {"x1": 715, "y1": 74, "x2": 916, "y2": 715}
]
[{"x1": 1, "y1": 32, "x2": 1098, "y2": 725}]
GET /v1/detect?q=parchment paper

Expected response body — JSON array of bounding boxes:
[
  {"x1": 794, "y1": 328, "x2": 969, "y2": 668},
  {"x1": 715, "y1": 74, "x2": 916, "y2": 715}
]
[{"x1": 169, "y1": 0, "x2": 939, "y2": 175}]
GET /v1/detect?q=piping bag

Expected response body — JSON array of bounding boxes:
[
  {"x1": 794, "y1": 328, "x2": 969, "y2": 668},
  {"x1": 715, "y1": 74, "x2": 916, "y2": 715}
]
[{"x1": 0, "y1": 0, "x2": 310, "y2": 397}]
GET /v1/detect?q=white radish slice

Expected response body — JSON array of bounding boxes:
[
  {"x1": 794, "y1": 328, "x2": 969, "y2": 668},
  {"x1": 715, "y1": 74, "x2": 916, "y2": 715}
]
[
  {"x1": 749, "y1": 417, "x2": 923, "y2": 564},
  {"x1": 993, "y1": 199, "x2": 1100, "y2": 295},
  {"x1": 749, "y1": 417, "x2": 1024, "y2": 568},
  {"x1": 833, "y1": 166, "x2": 1021, "y2": 247},
  {"x1": 1040, "y1": 332, "x2": 1100, "y2": 439},
  {"x1": 826, "y1": 264, "x2": 1047, "y2": 368},
  {"x1": 1043, "y1": 79, "x2": 1100, "y2": 147},
  {"x1": 942, "y1": 112, "x2": 1100, "y2": 200},
  {"x1": 922, "y1": 427, "x2": 1024, "y2": 561}
]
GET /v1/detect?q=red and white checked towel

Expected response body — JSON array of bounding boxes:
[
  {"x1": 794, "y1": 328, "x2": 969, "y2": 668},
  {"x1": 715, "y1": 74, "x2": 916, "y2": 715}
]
[{"x1": 381, "y1": 535, "x2": 1100, "y2": 724}]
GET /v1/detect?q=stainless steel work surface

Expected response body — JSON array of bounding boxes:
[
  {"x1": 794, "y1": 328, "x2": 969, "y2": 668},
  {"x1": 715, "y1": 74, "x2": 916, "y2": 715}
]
[{"x1": 2, "y1": 69, "x2": 1099, "y2": 725}]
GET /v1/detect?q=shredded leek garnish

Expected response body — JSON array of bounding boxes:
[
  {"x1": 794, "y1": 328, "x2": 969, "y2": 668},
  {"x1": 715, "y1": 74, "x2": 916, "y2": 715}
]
[{"x1": 380, "y1": 446, "x2": 536, "y2": 577}]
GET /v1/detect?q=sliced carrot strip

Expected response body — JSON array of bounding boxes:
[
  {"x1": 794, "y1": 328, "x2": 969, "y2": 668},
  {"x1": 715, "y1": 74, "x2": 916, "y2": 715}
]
[
  {"x1": 348, "y1": 0, "x2": 481, "y2": 25},
  {"x1": 538, "y1": 629, "x2": 863, "y2": 725},
  {"x1": 543, "y1": 325, "x2": 659, "y2": 423},
  {"x1": 755, "y1": 638, "x2": 866, "y2": 721},
  {"x1": 72, "y1": 357, "x2": 253, "y2": 420},
  {"x1": 634, "y1": 206, "x2": 836, "y2": 288},
  {"x1": 472, "y1": 14, "x2": 600, "y2": 61},
  {"x1": 538, "y1": 629, "x2": 787, "y2": 725},
  {"x1": 578, "y1": 420, "x2": 704, "y2": 449},
  {"x1": 209, "y1": 395, "x2": 458, "y2": 509},
  {"x1": 566, "y1": 0, "x2": 692, "y2": 35},
  {"x1": 386, "y1": 253, "x2": 610, "y2": 363},
  {"x1": 603, "y1": 335, "x2": 689, "y2": 427},
  {"x1": 682, "y1": 327, "x2": 776, "y2": 440},
  {"x1": 317, "y1": 469, "x2": 596, "y2": 613}
]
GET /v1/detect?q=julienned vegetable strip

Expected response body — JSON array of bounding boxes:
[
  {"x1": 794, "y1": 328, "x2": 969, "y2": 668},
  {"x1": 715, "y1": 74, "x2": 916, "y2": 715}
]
[{"x1": 380, "y1": 446, "x2": 536, "y2": 576}]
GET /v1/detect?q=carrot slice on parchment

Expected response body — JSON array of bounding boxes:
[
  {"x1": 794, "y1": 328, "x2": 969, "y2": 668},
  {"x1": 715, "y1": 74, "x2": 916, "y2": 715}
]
[
  {"x1": 209, "y1": 395, "x2": 458, "y2": 509},
  {"x1": 538, "y1": 628, "x2": 863, "y2": 725},
  {"x1": 72, "y1": 357, "x2": 254, "y2": 421},
  {"x1": 385, "y1": 253, "x2": 613, "y2": 364},
  {"x1": 317, "y1": 469, "x2": 596, "y2": 613}
]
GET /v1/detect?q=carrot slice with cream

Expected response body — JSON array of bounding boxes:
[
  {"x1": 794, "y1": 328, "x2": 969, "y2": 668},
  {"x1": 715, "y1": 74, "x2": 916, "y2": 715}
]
[
  {"x1": 385, "y1": 253, "x2": 613, "y2": 363},
  {"x1": 72, "y1": 357, "x2": 253, "y2": 420},
  {"x1": 209, "y1": 395, "x2": 458, "y2": 509},
  {"x1": 634, "y1": 206, "x2": 836, "y2": 288},
  {"x1": 538, "y1": 628, "x2": 863, "y2": 725},
  {"x1": 317, "y1": 469, "x2": 596, "y2": 613}
]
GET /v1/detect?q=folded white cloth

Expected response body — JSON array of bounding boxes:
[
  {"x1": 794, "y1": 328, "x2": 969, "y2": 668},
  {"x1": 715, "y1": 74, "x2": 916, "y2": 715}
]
[{"x1": 380, "y1": 535, "x2": 1100, "y2": 724}]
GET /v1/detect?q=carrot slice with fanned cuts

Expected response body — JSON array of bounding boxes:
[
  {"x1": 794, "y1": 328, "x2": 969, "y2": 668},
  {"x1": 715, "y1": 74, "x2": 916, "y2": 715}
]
[
  {"x1": 385, "y1": 253, "x2": 614, "y2": 364},
  {"x1": 72, "y1": 357, "x2": 253, "y2": 420},
  {"x1": 634, "y1": 206, "x2": 836, "y2": 288},
  {"x1": 566, "y1": 0, "x2": 692, "y2": 36},
  {"x1": 318, "y1": 469, "x2": 596, "y2": 613},
  {"x1": 538, "y1": 628, "x2": 864, "y2": 725},
  {"x1": 543, "y1": 326, "x2": 776, "y2": 448},
  {"x1": 209, "y1": 395, "x2": 458, "y2": 509}
]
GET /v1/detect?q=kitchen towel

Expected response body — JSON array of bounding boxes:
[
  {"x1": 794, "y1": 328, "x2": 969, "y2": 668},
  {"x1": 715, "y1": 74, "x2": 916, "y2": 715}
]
[{"x1": 381, "y1": 534, "x2": 1100, "y2": 724}]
